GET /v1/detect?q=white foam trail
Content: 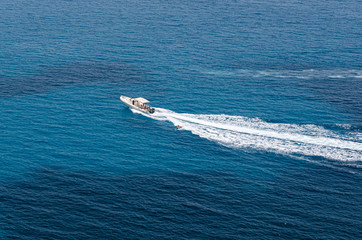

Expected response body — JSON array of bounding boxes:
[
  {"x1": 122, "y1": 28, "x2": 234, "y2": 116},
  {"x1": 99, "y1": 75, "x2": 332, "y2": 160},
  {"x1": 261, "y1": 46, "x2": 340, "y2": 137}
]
[
  {"x1": 137, "y1": 108, "x2": 362, "y2": 162},
  {"x1": 202, "y1": 68, "x2": 362, "y2": 79}
]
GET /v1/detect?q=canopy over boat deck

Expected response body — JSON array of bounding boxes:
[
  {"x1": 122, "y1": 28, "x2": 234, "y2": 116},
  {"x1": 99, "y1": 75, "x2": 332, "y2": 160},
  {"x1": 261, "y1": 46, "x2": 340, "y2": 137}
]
[{"x1": 134, "y1": 97, "x2": 149, "y2": 104}]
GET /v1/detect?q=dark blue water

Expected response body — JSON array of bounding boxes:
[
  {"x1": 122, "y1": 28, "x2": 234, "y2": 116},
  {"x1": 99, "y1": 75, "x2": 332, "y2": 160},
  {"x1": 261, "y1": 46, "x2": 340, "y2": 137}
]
[{"x1": 1, "y1": 0, "x2": 361, "y2": 239}]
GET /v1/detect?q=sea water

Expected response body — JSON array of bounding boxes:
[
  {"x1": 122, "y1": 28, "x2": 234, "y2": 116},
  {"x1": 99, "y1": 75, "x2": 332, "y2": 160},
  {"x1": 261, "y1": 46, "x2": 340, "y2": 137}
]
[{"x1": 0, "y1": 0, "x2": 361, "y2": 239}]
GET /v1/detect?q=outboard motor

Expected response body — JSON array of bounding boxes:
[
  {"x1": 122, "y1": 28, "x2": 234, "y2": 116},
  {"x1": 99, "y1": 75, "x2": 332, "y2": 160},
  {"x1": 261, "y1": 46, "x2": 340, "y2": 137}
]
[{"x1": 149, "y1": 108, "x2": 155, "y2": 114}]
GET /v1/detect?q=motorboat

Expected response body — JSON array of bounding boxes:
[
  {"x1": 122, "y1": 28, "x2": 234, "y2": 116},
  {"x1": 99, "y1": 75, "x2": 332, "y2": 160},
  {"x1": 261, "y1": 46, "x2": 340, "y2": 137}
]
[{"x1": 120, "y1": 95, "x2": 155, "y2": 114}]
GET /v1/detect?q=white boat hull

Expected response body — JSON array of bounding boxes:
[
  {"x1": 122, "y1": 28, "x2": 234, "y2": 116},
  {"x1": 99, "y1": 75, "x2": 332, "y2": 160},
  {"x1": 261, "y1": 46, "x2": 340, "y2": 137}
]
[{"x1": 120, "y1": 95, "x2": 155, "y2": 114}]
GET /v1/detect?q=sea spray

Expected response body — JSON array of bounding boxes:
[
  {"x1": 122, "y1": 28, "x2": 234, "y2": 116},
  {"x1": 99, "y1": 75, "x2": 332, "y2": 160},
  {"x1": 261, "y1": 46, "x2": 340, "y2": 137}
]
[{"x1": 132, "y1": 108, "x2": 362, "y2": 162}]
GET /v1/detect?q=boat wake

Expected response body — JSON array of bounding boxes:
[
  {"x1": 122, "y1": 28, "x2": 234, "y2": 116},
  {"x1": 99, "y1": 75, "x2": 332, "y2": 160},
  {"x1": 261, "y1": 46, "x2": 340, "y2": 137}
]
[
  {"x1": 201, "y1": 68, "x2": 362, "y2": 79},
  {"x1": 133, "y1": 108, "x2": 362, "y2": 163}
]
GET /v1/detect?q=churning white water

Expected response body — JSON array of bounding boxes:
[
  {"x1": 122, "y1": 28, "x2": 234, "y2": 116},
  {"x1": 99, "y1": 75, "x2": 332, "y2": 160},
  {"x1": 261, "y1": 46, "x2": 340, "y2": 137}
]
[{"x1": 133, "y1": 108, "x2": 362, "y2": 162}]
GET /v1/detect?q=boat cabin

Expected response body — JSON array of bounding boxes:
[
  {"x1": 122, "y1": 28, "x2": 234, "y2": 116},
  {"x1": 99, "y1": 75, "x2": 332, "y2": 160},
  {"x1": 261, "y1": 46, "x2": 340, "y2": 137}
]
[{"x1": 130, "y1": 97, "x2": 155, "y2": 114}]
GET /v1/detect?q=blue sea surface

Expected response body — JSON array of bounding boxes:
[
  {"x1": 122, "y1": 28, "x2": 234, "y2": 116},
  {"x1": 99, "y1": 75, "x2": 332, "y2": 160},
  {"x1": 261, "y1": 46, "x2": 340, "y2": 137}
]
[{"x1": 0, "y1": 0, "x2": 361, "y2": 239}]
